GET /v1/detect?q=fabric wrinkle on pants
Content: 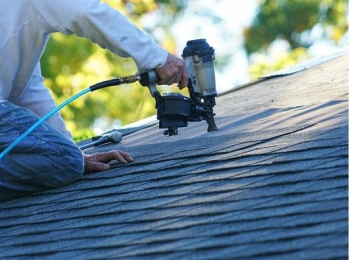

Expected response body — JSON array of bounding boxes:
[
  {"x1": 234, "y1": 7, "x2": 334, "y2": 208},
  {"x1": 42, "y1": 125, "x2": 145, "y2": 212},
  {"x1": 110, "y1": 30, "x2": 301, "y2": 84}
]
[{"x1": 0, "y1": 102, "x2": 84, "y2": 200}]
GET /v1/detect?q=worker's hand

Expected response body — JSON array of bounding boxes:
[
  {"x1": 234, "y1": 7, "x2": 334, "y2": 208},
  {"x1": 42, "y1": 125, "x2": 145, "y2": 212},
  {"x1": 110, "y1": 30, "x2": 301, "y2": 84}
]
[
  {"x1": 155, "y1": 53, "x2": 188, "y2": 89},
  {"x1": 83, "y1": 150, "x2": 133, "y2": 174}
]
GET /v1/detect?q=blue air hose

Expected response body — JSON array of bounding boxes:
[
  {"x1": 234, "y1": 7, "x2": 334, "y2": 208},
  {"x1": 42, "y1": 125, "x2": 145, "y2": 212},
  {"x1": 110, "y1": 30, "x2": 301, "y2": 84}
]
[{"x1": 0, "y1": 76, "x2": 139, "y2": 159}]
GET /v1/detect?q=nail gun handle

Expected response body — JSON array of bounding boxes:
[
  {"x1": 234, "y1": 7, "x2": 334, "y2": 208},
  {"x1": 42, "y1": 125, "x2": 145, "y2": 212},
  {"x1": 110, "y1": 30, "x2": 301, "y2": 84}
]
[
  {"x1": 139, "y1": 71, "x2": 160, "y2": 97},
  {"x1": 139, "y1": 71, "x2": 160, "y2": 86}
]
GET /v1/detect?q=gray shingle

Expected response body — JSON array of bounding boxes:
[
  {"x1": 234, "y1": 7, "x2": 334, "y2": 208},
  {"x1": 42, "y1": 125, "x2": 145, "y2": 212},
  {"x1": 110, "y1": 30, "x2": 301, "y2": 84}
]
[{"x1": 0, "y1": 52, "x2": 348, "y2": 259}]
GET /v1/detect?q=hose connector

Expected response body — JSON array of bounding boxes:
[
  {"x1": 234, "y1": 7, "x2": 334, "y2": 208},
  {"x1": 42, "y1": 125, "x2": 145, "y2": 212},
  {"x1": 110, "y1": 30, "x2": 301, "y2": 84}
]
[{"x1": 120, "y1": 75, "x2": 140, "y2": 84}]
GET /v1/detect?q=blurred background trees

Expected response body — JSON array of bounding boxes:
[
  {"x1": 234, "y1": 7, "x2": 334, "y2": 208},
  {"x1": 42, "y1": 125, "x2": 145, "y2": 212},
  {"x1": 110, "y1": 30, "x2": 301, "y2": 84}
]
[
  {"x1": 244, "y1": 0, "x2": 348, "y2": 78},
  {"x1": 40, "y1": 0, "x2": 348, "y2": 140}
]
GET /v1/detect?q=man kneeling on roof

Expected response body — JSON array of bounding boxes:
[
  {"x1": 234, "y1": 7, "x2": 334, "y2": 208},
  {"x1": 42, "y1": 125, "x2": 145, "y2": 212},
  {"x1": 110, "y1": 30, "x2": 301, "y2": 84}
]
[{"x1": 0, "y1": 0, "x2": 188, "y2": 199}]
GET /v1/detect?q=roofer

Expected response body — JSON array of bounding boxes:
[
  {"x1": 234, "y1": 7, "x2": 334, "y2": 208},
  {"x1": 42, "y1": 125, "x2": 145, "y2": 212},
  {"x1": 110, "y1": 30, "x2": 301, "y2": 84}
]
[{"x1": 0, "y1": 0, "x2": 188, "y2": 199}]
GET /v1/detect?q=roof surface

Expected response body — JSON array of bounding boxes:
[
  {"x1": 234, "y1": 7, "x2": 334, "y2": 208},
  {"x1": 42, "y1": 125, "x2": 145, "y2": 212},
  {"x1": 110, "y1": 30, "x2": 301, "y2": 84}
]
[{"x1": 0, "y1": 52, "x2": 348, "y2": 259}]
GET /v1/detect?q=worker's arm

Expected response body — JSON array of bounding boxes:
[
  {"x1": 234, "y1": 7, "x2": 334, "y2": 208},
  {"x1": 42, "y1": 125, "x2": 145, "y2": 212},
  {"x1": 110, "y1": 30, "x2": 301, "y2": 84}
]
[{"x1": 31, "y1": 0, "x2": 168, "y2": 73}]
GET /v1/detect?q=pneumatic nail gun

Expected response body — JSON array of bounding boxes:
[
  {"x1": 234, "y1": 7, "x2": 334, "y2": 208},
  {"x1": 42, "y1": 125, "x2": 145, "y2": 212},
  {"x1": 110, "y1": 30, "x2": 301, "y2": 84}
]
[{"x1": 139, "y1": 39, "x2": 218, "y2": 136}]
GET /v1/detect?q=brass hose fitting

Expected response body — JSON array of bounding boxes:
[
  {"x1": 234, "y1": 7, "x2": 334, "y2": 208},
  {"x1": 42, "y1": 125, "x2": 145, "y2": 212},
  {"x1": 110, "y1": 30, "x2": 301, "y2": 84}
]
[{"x1": 119, "y1": 75, "x2": 140, "y2": 84}]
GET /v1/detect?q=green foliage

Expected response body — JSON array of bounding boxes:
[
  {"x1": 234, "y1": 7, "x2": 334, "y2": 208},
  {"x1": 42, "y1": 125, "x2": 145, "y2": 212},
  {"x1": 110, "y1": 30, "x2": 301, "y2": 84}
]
[
  {"x1": 244, "y1": 0, "x2": 348, "y2": 80},
  {"x1": 72, "y1": 128, "x2": 96, "y2": 142},
  {"x1": 244, "y1": 0, "x2": 348, "y2": 54},
  {"x1": 248, "y1": 48, "x2": 310, "y2": 80}
]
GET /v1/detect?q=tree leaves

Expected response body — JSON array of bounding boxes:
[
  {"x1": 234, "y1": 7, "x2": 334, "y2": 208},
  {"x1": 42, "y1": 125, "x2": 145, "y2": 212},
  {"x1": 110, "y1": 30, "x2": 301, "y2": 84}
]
[
  {"x1": 244, "y1": 0, "x2": 348, "y2": 54},
  {"x1": 244, "y1": 0, "x2": 348, "y2": 80}
]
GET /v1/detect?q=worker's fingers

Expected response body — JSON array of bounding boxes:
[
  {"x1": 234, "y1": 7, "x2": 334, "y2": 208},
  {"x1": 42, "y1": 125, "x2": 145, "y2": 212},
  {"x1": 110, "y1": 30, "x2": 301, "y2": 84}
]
[
  {"x1": 155, "y1": 53, "x2": 188, "y2": 87},
  {"x1": 84, "y1": 161, "x2": 110, "y2": 173},
  {"x1": 97, "y1": 150, "x2": 133, "y2": 163},
  {"x1": 178, "y1": 67, "x2": 188, "y2": 89},
  {"x1": 83, "y1": 150, "x2": 133, "y2": 174}
]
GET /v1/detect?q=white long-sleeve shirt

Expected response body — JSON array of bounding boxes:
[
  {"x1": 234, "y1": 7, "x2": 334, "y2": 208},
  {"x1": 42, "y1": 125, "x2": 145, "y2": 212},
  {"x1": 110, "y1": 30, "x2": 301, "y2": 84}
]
[{"x1": 0, "y1": 0, "x2": 168, "y2": 138}]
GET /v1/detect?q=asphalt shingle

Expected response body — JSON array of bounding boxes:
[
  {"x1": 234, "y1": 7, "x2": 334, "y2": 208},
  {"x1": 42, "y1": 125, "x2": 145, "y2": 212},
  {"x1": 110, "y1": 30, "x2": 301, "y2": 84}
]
[{"x1": 0, "y1": 53, "x2": 348, "y2": 259}]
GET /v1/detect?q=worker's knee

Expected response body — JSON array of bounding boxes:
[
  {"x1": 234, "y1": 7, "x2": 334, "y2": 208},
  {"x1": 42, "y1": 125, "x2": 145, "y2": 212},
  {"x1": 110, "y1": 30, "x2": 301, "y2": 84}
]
[
  {"x1": 36, "y1": 140, "x2": 85, "y2": 188},
  {"x1": 49, "y1": 143, "x2": 85, "y2": 186},
  {"x1": 0, "y1": 102, "x2": 85, "y2": 199},
  {"x1": 0, "y1": 135, "x2": 84, "y2": 195}
]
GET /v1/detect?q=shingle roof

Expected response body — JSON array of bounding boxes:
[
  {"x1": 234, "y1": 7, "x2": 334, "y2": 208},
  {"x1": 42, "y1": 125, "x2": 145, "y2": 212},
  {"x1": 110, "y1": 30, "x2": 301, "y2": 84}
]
[{"x1": 0, "y1": 52, "x2": 348, "y2": 259}]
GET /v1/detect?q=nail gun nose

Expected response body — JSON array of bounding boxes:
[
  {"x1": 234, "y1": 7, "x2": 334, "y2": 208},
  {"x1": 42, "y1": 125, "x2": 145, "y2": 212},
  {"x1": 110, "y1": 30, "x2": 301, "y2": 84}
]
[{"x1": 79, "y1": 131, "x2": 122, "y2": 150}]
